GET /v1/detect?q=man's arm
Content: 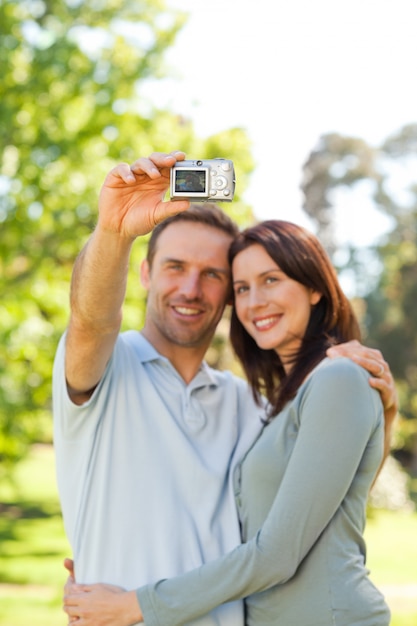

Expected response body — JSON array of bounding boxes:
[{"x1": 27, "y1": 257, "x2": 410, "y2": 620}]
[
  {"x1": 65, "y1": 228, "x2": 132, "y2": 404},
  {"x1": 63, "y1": 559, "x2": 140, "y2": 626},
  {"x1": 65, "y1": 152, "x2": 190, "y2": 404}
]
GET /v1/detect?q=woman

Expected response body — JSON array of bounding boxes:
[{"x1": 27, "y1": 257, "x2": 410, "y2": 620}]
[{"x1": 66, "y1": 220, "x2": 391, "y2": 625}]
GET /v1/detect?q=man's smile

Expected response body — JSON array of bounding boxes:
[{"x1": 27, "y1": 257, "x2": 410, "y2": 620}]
[{"x1": 172, "y1": 305, "x2": 204, "y2": 317}]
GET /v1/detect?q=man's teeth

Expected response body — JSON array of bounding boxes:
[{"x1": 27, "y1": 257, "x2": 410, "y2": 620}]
[{"x1": 175, "y1": 306, "x2": 200, "y2": 315}]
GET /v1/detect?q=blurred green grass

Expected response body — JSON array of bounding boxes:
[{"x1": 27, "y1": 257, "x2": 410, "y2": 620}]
[
  {"x1": 0, "y1": 445, "x2": 69, "y2": 626},
  {"x1": 0, "y1": 445, "x2": 416, "y2": 626},
  {"x1": 365, "y1": 508, "x2": 417, "y2": 625}
]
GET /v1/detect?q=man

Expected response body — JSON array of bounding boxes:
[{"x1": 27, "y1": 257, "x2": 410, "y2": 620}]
[{"x1": 55, "y1": 151, "x2": 397, "y2": 626}]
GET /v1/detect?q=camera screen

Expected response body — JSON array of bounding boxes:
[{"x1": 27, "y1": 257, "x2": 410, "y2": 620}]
[{"x1": 174, "y1": 169, "x2": 207, "y2": 193}]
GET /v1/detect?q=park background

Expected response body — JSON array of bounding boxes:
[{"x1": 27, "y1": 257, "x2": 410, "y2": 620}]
[{"x1": 1, "y1": 0, "x2": 416, "y2": 624}]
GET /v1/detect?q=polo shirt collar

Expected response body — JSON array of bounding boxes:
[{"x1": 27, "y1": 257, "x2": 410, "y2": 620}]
[{"x1": 135, "y1": 331, "x2": 218, "y2": 388}]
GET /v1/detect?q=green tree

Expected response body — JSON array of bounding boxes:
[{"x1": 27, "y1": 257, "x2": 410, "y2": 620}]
[
  {"x1": 301, "y1": 132, "x2": 377, "y2": 258},
  {"x1": 300, "y1": 125, "x2": 417, "y2": 492},
  {"x1": 365, "y1": 125, "x2": 417, "y2": 486},
  {"x1": 0, "y1": 0, "x2": 255, "y2": 475}
]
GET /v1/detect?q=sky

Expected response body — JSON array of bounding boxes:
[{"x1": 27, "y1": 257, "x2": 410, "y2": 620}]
[{"x1": 144, "y1": 0, "x2": 417, "y2": 247}]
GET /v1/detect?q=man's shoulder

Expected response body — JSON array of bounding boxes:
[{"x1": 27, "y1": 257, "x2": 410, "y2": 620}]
[
  {"x1": 118, "y1": 330, "x2": 145, "y2": 350},
  {"x1": 53, "y1": 330, "x2": 148, "y2": 374},
  {"x1": 116, "y1": 331, "x2": 160, "y2": 362}
]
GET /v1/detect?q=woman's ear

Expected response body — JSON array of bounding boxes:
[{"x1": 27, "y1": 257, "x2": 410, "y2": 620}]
[{"x1": 310, "y1": 290, "x2": 322, "y2": 306}]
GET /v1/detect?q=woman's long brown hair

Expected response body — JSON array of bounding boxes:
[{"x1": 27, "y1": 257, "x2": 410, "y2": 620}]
[{"x1": 229, "y1": 220, "x2": 361, "y2": 419}]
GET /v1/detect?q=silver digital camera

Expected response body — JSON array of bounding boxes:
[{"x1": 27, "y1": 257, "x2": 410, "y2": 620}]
[{"x1": 170, "y1": 158, "x2": 235, "y2": 202}]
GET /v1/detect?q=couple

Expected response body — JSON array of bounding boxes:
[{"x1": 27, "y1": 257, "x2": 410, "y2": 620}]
[{"x1": 55, "y1": 151, "x2": 395, "y2": 625}]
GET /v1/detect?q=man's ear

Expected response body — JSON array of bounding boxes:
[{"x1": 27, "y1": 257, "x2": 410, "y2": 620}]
[{"x1": 140, "y1": 259, "x2": 150, "y2": 289}]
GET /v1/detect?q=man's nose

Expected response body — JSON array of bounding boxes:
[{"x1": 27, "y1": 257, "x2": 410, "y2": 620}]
[{"x1": 179, "y1": 272, "x2": 202, "y2": 299}]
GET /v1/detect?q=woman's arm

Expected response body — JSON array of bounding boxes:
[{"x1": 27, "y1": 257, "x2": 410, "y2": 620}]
[{"x1": 136, "y1": 361, "x2": 383, "y2": 626}]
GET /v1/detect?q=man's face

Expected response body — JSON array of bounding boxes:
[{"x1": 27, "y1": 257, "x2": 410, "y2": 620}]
[{"x1": 141, "y1": 221, "x2": 233, "y2": 354}]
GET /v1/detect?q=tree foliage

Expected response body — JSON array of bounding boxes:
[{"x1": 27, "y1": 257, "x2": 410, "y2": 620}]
[
  {"x1": 300, "y1": 125, "x2": 417, "y2": 483},
  {"x1": 0, "y1": 0, "x2": 255, "y2": 474},
  {"x1": 301, "y1": 133, "x2": 377, "y2": 257}
]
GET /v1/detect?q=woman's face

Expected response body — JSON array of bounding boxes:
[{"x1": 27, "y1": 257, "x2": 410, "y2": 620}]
[{"x1": 232, "y1": 243, "x2": 321, "y2": 370}]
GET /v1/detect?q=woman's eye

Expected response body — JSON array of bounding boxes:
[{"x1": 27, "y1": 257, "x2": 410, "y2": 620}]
[{"x1": 265, "y1": 275, "x2": 278, "y2": 284}]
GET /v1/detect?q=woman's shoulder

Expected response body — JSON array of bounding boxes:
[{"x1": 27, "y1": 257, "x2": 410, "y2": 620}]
[
  {"x1": 301, "y1": 356, "x2": 376, "y2": 406},
  {"x1": 303, "y1": 355, "x2": 381, "y2": 413},
  {"x1": 311, "y1": 355, "x2": 370, "y2": 383}
]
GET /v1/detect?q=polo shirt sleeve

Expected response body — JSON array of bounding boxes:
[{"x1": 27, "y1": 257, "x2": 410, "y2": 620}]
[
  {"x1": 136, "y1": 359, "x2": 384, "y2": 626},
  {"x1": 52, "y1": 331, "x2": 116, "y2": 440}
]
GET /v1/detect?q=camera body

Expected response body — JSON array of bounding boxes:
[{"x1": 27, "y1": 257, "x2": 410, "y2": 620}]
[{"x1": 170, "y1": 158, "x2": 235, "y2": 202}]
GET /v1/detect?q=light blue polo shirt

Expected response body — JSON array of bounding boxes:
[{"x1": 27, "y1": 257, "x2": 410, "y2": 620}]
[{"x1": 53, "y1": 331, "x2": 264, "y2": 626}]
